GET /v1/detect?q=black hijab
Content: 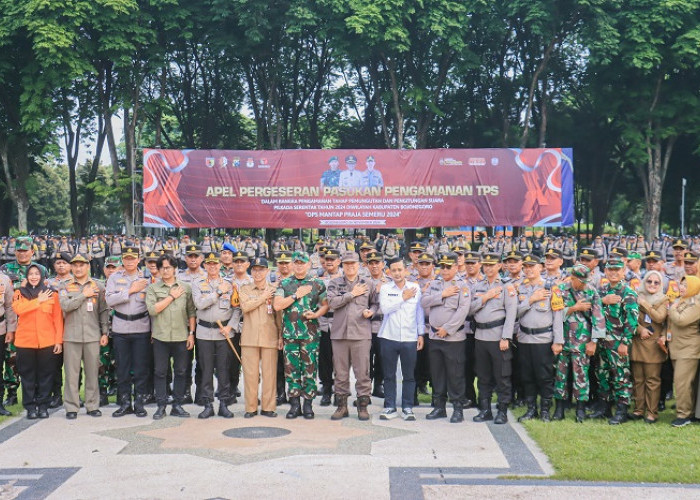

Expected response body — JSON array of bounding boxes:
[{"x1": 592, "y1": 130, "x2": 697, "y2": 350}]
[{"x1": 19, "y1": 264, "x2": 49, "y2": 300}]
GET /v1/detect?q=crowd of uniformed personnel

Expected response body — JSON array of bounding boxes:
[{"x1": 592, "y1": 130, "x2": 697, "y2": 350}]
[{"x1": 0, "y1": 231, "x2": 699, "y2": 427}]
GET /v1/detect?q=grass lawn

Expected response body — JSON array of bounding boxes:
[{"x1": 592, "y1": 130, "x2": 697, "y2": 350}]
[{"x1": 517, "y1": 401, "x2": 700, "y2": 484}]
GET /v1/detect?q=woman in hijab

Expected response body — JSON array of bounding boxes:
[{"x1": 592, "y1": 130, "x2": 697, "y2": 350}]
[
  {"x1": 11, "y1": 264, "x2": 63, "y2": 419},
  {"x1": 630, "y1": 270, "x2": 667, "y2": 423},
  {"x1": 664, "y1": 274, "x2": 700, "y2": 427}
]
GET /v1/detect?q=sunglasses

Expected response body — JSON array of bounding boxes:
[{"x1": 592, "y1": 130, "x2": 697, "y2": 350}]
[{"x1": 646, "y1": 280, "x2": 661, "y2": 285}]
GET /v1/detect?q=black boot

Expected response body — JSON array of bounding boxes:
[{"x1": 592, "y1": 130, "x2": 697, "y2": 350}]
[
  {"x1": 494, "y1": 402, "x2": 508, "y2": 424},
  {"x1": 170, "y1": 403, "x2": 190, "y2": 417},
  {"x1": 99, "y1": 388, "x2": 109, "y2": 407},
  {"x1": 286, "y1": 397, "x2": 301, "y2": 419},
  {"x1": 518, "y1": 397, "x2": 538, "y2": 422},
  {"x1": 608, "y1": 402, "x2": 629, "y2": 425},
  {"x1": 450, "y1": 402, "x2": 464, "y2": 423},
  {"x1": 540, "y1": 399, "x2": 552, "y2": 422},
  {"x1": 0, "y1": 402, "x2": 11, "y2": 417},
  {"x1": 587, "y1": 399, "x2": 609, "y2": 419},
  {"x1": 276, "y1": 393, "x2": 288, "y2": 406},
  {"x1": 372, "y1": 382, "x2": 385, "y2": 398},
  {"x1": 302, "y1": 397, "x2": 314, "y2": 419},
  {"x1": 552, "y1": 399, "x2": 565, "y2": 420},
  {"x1": 426, "y1": 401, "x2": 447, "y2": 420},
  {"x1": 48, "y1": 394, "x2": 63, "y2": 409},
  {"x1": 218, "y1": 402, "x2": 234, "y2": 418},
  {"x1": 575, "y1": 400, "x2": 586, "y2": 423},
  {"x1": 153, "y1": 405, "x2": 166, "y2": 420},
  {"x1": 320, "y1": 388, "x2": 332, "y2": 407},
  {"x1": 473, "y1": 399, "x2": 493, "y2": 422},
  {"x1": 112, "y1": 395, "x2": 133, "y2": 418},
  {"x1": 198, "y1": 403, "x2": 214, "y2": 419},
  {"x1": 4, "y1": 390, "x2": 18, "y2": 407},
  {"x1": 133, "y1": 395, "x2": 148, "y2": 417},
  {"x1": 182, "y1": 389, "x2": 194, "y2": 405}
]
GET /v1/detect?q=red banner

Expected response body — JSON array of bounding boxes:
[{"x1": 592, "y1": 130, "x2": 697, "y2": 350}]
[{"x1": 142, "y1": 148, "x2": 574, "y2": 229}]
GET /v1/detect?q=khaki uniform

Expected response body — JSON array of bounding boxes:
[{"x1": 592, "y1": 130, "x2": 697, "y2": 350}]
[{"x1": 667, "y1": 297, "x2": 700, "y2": 419}]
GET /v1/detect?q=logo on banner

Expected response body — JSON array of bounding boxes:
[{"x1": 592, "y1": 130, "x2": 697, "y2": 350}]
[
  {"x1": 219, "y1": 157, "x2": 228, "y2": 168},
  {"x1": 469, "y1": 157, "x2": 486, "y2": 166},
  {"x1": 233, "y1": 156, "x2": 240, "y2": 167},
  {"x1": 205, "y1": 157, "x2": 215, "y2": 168},
  {"x1": 246, "y1": 158, "x2": 255, "y2": 168},
  {"x1": 258, "y1": 158, "x2": 270, "y2": 168},
  {"x1": 491, "y1": 157, "x2": 499, "y2": 166},
  {"x1": 439, "y1": 157, "x2": 463, "y2": 166}
]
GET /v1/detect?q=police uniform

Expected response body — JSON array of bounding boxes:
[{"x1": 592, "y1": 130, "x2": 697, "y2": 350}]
[
  {"x1": 317, "y1": 249, "x2": 342, "y2": 405},
  {"x1": 228, "y1": 251, "x2": 252, "y2": 402},
  {"x1": 367, "y1": 250, "x2": 388, "y2": 397},
  {"x1": 421, "y1": 253, "x2": 471, "y2": 422}
]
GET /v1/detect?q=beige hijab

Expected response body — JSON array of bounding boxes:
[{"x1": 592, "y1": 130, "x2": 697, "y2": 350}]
[{"x1": 637, "y1": 270, "x2": 665, "y2": 305}]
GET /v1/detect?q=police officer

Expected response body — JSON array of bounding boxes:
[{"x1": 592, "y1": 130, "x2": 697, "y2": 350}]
[
  {"x1": 366, "y1": 250, "x2": 387, "y2": 398},
  {"x1": 471, "y1": 253, "x2": 518, "y2": 424},
  {"x1": 421, "y1": 253, "x2": 471, "y2": 423},
  {"x1": 228, "y1": 251, "x2": 252, "y2": 403},
  {"x1": 516, "y1": 254, "x2": 564, "y2": 422},
  {"x1": 317, "y1": 248, "x2": 342, "y2": 406}
]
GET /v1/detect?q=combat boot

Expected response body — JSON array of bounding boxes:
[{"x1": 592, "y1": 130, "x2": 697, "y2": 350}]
[
  {"x1": 302, "y1": 397, "x2": 314, "y2": 419},
  {"x1": 450, "y1": 402, "x2": 464, "y2": 423},
  {"x1": 133, "y1": 395, "x2": 148, "y2": 417},
  {"x1": 608, "y1": 402, "x2": 629, "y2": 425},
  {"x1": 331, "y1": 394, "x2": 349, "y2": 420},
  {"x1": 4, "y1": 390, "x2": 17, "y2": 407},
  {"x1": 112, "y1": 395, "x2": 133, "y2": 418},
  {"x1": 320, "y1": 387, "x2": 332, "y2": 407},
  {"x1": 286, "y1": 397, "x2": 301, "y2": 419},
  {"x1": 0, "y1": 402, "x2": 11, "y2": 417},
  {"x1": 198, "y1": 402, "x2": 215, "y2": 419},
  {"x1": 552, "y1": 399, "x2": 565, "y2": 420},
  {"x1": 473, "y1": 399, "x2": 493, "y2": 422},
  {"x1": 575, "y1": 401, "x2": 586, "y2": 423},
  {"x1": 99, "y1": 387, "x2": 109, "y2": 407},
  {"x1": 518, "y1": 397, "x2": 538, "y2": 422},
  {"x1": 494, "y1": 402, "x2": 508, "y2": 424},
  {"x1": 357, "y1": 395, "x2": 371, "y2": 421},
  {"x1": 372, "y1": 382, "x2": 385, "y2": 398},
  {"x1": 426, "y1": 400, "x2": 447, "y2": 420},
  {"x1": 218, "y1": 402, "x2": 233, "y2": 418},
  {"x1": 540, "y1": 399, "x2": 552, "y2": 422},
  {"x1": 587, "y1": 398, "x2": 609, "y2": 419}
]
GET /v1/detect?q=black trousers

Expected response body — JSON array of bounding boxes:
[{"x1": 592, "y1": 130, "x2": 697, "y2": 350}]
[
  {"x1": 51, "y1": 351, "x2": 63, "y2": 396},
  {"x1": 415, "y1": 334, "x2": 431, "y2": 388},
  {"x1": 464, "y1": 335, "x2": 477, "y2": 403},
  {"x1": 318, "y1": 329, "x2": 333, "y2": 393},
  {"x1": 276, "y1": 352, "x2": 286, "y2": 397},
  {"x1": 429, "y1": 339, "x2": 466, "y2": 405},
  {"x1": 228, "y1": 334, "x2": 241, "y2": 391},
  {"x1": 370, "y1": 333, "x2": 383, "y2": 386},
  {"x1": 519, "y1": 342, "x2": 554, "y2": 400},
  {"x1": 660, "y1": 357, "x2": 674, "y2": 399},
  {"x1": 16, "y1": 346, "x2": 56, "y2": 410},
  {"x1": 0, "y1": 334, "x2": 5, "y2": 396},
  {"x1": 510, "y1": 336, "x2": 524, "y2": 400},
  {"x1": 112, "y1": 333, "x2": 150, "y2": 400},
  {"x1": 475, "y1": 339, "x2": 512, "y2": 405},
  {"x1": 197, "y1": 339, "x2": 232, "y2": 403},
  {"x1": 153, "y1": 339, "x2": 188, "y2": 405},
  {"x1": 90, "y1": 257, "x2": 104, "y2": 278}
]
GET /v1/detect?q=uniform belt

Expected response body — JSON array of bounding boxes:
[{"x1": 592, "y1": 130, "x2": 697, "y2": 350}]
[
  {"x1": 520, "y1": 325, "x2": 553, "y2": 335},
  {"x1": 474, "y1": 318, "x2": 506, "y2": 330},
  {"x1": 113, "y1": 310, "x2": 149, "y2": 321},
  {"x1": 373, "y1": 313, "x2": 384, "y2": 321},
  {"x1": 430, "y1": 325, "x2": 465, "y2": 334},
  {"x1": 198, "y1": 318, "x2": 229, "y2": 329}
]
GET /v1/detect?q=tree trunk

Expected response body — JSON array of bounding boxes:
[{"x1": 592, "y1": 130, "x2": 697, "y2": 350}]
[{"x1": 0, "y1": 135, "x2": 30, "y2": 233}]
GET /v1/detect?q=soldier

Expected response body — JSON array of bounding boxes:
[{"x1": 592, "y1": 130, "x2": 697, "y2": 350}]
[
  {"x1": 146, "y1": 254, "x2": 196, "y2": 419},
  {"x1": 361, "y1": 155, "x2": 384, "y2": 188},
  {"x1": 327, "y1": 252, "x2": 379, "y2": 421},
  {"x1": 191, "y1": 252, "x2": 237, "y2": 419},
  {"x1": 470, "y1": 253, "x2": 518, "y2": 424},
  {"x1": 338, "y1": 155, "x2": 362, "y2": 188},
  {"x1": 317, "y1": 248, "x2": 342, "y2": 406},
  {"x1": 105, "y1": 246, "x2": 151, "y2": 417},
  {"x1": 320, "y1": 156, "x2": 341, "y2": 188},
  {"x1": 273, "y1": 252, "x2": 329, "y2": 419},
  {"x1": 552, "y1": 264, "x2": 606, "y2": 422},
  {"x1": 516, "y1": 254, "x2": 564, "y2": 422},
  {"x1": 421, "y1": 253, "x2": 471, "y2": 423},
  {"x1": 0, "y1": 269, "x2": 17, "y2": 415},
  {"x1": 219, "y1": 242, "x2": 236, "y2": 278},
  {"x1": 239, "y1": 257, "x2": 282, "y2": 418},
  {"x1": 625, "y1": 252, "x2": 643, "y2": 289},
  {"x1": 59, "y1": 253, "x2": 110, "y2": 419},
  {"x1": 273, "y1": 251, "x2": 294, "y2": 405},
  {"x1": 366, "y1": 250, "x2": 387, "y2": 398},
  {"x1": 591, "y1": 258, "x2": 639, "y2": 424}
]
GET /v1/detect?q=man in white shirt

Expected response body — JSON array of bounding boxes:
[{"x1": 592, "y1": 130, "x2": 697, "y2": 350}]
[
  {"x1": 338, "y1": 155, "x2": 362, "y2": 188},
  {"x1": 378, "y1": 257, "x2": 425, "y2": 421}
]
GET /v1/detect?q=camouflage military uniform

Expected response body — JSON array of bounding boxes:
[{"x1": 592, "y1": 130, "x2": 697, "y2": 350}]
[
  {"x1": 596, "y1": 281, "x2": 638, "y2": 406},
  {"x1": 553, "y1": 282, "x2": 605, "y2": 402},
  {"x1": 275, "y1": 275, "x2": 327, "y2": 399},
  {"x1": 93, "y1": 278, "x2": 116, "y2": 397}
]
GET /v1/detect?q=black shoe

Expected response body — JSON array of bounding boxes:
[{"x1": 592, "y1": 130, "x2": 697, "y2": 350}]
[
  {"x1": 552, "y1": 399, "x2": 566, "y2": 421},
  {"x1": 112, "y1": 397, "x2": 133, "y2": 418},
  {"x1": 494, "y1": 403, "x2": 508, "y2": 424},
  {"x1": 426, "y1": 406, "x2": 447, "y2": 420},
  {"x1": 629, "y1": 412, "x2": 644, "y2": 421},
  {"x1": 450, "y1": 403, "x2": 464, "y2": 423},
  {"x1": 0, "y1": 403, "x2": 11, "y2": 416},
  {"x1": 48, "y1": 395, "x2": 63, "y2": 409},
  {"x1": 671, "y1": 417, "x2": 691, "y2": 427},
  {"x1": 153, "y1": 405, "x2": 166, "y2": 420},
  {"x1": 261, "y1": 410, "x2": 277, "y2": 418},
  {"x1": 66, "y1": 412, "x2": 77, "y2": 420},
  {"x1": 276, "y1": 394, "x2": 288, "y2": 406},
  {"x1": 243, "y1": 411, "x2": 257, "y2": 419},
  {"x1": 181, "y1": 391, "x2": 194, "y2": 405},
  {"x1": 463, "y1": 399, "x2": 477, "y2": 409},
  {"x1": 99, "y1": 391, "x2": 109, "y2": 407},
  {"x1": 198, "y1": 404, "x2": 215, "y2": 419},
  {"x1": 194, "y1": 397, "x2": 205, "y2": 407},
  {"x1": 644, "y1": 417, "x2": 657, "y2": 424},
  {"x1": 133, "y1": 395, "x2": 148, "y2": 418},
  {"x1": 170, "y1": 404, "x2": 190, "y2": 418},
  {"x1": 143, "y1": 394, "x2": 156, "y2": 406},
  {"x1": 4, "y1": 395, "x2": 18, "y2": 407},
  {"x1": 286, "y1": 397, "x2": 302, "y2": 419},
  {"x1": 608, "y1": 402, "x2": 628, "y2": 425},
  {"x1": 218, "y1": 403, "x2": 234, "y2": 419},
  {"x1": 587, "y1": 399, "x2": 608, "y2": 419},
  {"x1": 38, "y1": 409, "x2": 49, "y2": 419},
  {"x1": 27, "y1": 409, "x2": 38, "y2": 420},
  {"x1": 540, "y1": 399, "x2": 552, "y2": 422},
  {"x1": 518, "y1": 399, "x2": 538, "y2": 422},
  {"x1": 302, "y1": 398, "x2": 314, "y2": 419},
  {"x1": 87, "y1": 409, "x2": 102, "y2": 417},
  {"x1": 575, "y1": 401, "x2": 586, "y2": 423},
  {"x1": 473, "y1": 400, "x2": 493, "y2": 422},
  {"x1": 320, "y1": 393, "x2": 332, "y2": 406},
  {"x1": 372, "y1": 384, "x2": 385, "y2": 398},
  {"x1": 658, "y1": 399, "x2": 666, "y2": 411},
  {"x1": 225, "y1": 395, "x2": 238, "y2": 405}
]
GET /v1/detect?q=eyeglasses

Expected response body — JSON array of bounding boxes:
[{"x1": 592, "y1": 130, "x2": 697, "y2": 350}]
[
  {"x1": 646, "y1": 280, "x2": 661, "y2": 285},
  {"x1": 440, "y1": 264, "x2": 453, "y2": 269}
]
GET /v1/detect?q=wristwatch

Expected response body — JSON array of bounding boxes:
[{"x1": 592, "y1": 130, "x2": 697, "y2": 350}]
[{"x1": 291, "y1": 293, "x2": 298, "y2": 301}]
